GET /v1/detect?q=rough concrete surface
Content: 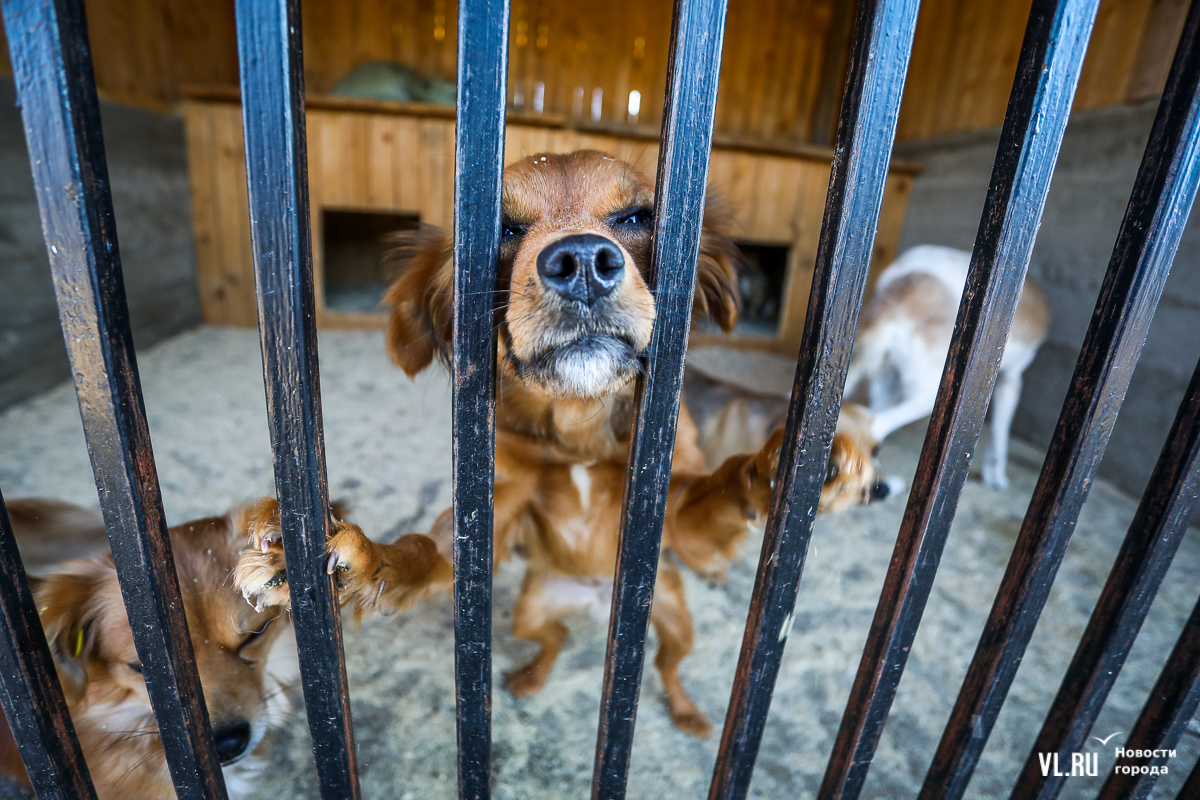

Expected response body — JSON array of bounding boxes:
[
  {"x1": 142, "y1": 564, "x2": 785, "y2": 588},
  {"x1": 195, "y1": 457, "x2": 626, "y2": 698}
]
[
  {"x1": 0, "y1": 77, "x2": 202, "y2": 411},
  {"x1": 1, "y1": 326, "x2": 1198, "y2": 798}
]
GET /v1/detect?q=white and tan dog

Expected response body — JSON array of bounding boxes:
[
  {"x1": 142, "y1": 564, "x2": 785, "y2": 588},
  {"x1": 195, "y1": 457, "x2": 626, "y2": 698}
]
[{"x1": 844, "y1": 245, "x2": 1050, "y2": 490}]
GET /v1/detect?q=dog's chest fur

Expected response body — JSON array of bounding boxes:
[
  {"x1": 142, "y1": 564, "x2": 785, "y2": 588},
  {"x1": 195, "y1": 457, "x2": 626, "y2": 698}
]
[{"x1": 495, "y1": 375, "x2": 706, "y2": 577}]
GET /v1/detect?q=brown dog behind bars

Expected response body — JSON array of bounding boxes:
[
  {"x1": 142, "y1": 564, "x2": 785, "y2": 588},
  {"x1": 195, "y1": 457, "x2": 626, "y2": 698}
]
[
  {"x1": 0, "y1": 496, "x2": 444, "y2": 799},
  {"x1": 235, "y1": 150, "x2": 887, "y2": 737}
]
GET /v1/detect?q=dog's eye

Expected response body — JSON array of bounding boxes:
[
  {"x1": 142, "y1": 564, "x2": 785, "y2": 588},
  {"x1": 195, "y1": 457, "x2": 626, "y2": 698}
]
[
  {"x1": 872, "y1": 444, "x2": 881, "y2": 457},
  {"x1": 826, "y1": 463, "x2": 840, "y2": 483},
  {"x1": 238, "y1": 617, "x2": 274, "y2": 652},
  {"x1": 501, "y1": 220, "x2": 526, "y2": 239},
  {"x1": 613, "y1": 208, "x2": 653, "y2": 228},
  {"x1": 127, "y1": 661, "x2": 143, "y2": 674}
]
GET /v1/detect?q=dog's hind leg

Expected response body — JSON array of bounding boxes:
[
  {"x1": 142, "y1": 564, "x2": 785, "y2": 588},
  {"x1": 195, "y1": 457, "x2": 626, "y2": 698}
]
[
  {"x1": 505, "y1": 570, "x2": 569, "y2": 697},
  {"x1": 869, "y1": 355, "x2": 942, "y2": 442},
  {"x1": 983, "y1": 368, "x2": 1022, "y2": 490},
  {"x1": 651, "y1": 565, "x2": 711, "y2": 738},
  {"x1": 844, "y1": 334, "x2": 886, "y2": 402}
]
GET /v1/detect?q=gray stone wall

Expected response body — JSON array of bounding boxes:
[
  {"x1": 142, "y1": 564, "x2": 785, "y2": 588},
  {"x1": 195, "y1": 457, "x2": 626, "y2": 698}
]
[
  {"x1": 894, "y1": 99, "x2": 1200, "y2": 498},
  {"x1": 0, "y1": 78, "x2": 201, "y2": 409}
]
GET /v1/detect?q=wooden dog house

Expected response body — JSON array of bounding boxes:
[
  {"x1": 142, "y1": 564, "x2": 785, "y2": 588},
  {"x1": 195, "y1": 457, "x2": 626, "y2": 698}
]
[{"x1": 183, "y1": 89, "x2": 917, "y2": 352}]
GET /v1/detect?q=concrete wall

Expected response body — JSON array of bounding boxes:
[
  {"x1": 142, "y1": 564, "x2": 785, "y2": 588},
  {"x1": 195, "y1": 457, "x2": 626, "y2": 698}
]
[
  {"x1": 0, "y1": 78, "x2": 201, "y2": 410},
  {"x1": 894, "y1": 98, "x2": 1200, "y2": 498}
]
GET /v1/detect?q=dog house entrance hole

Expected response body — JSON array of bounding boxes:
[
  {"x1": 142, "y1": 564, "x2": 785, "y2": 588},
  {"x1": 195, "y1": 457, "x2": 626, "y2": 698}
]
[
  {"x1": 323, "y1": 209, "x2": 420, "y2": 313},
  {"x1": 733, "y1": 242, "x2": 789, "y2": 338}
]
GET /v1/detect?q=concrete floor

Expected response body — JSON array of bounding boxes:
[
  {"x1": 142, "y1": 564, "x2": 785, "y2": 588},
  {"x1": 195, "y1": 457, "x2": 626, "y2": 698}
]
[{"x1": 1, "y1": 326, "x2": 1198, "y2": 799}]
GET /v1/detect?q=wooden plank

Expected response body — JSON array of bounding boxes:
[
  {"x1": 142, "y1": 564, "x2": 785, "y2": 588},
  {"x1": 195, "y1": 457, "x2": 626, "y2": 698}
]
[
  {"x1": 182, "y1": 102, "x2": 227, "y2": 324},
  {"x1": 211, "y1": 104, "x2": 257, "y2": 327},
  {"x1": 776, "y1": 158, "x2": 833, "y2": 352},
  {"x1": 1075, "y1": 0, "x2": 1156, "y2": 110},
  {"x1": 1128, "y1": 0, "x2": 1191, "y2": 100},
  {"x1": 366, "y1": 114, "x2": 398, "y2": 208}
]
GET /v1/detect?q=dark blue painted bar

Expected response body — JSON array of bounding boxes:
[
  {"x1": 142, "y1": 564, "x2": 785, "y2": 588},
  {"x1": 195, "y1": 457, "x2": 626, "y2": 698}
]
[
  {"x1": 1, "y1": 1, "x2": 227, "y2": 797},
  {"x1": 451, "y1": 0, "x2": 509, "y2": 796},
  {"x1": 1008, "y1": 5, "x2": 1200, "y2": 798},
  {"x1": 1178, "y1": 756, "x2": 1200, "y2": 800},
  {"x1": 234, "y1": 1, "x2": 360, "y2": 797},
  {"x1": 708, "y1": 2, "x2": 920, "y2": 798},
  {"x1": 590, "y1": 0, "x2": 728, "y2": 796},
  {"x1": 1095, "y1": 587, "x2": 1200, "y2": 800},
  {"x1": 0, "y1": 490, "x2": 97, "y2": 799}
]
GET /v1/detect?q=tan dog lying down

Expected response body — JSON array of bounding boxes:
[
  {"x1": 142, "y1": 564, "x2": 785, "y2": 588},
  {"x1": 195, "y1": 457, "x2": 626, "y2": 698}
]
[
  {"x1": 0, "y1": 498, "x2": 316, "y2": 800},
  {"x1": 236, "y1": 150, "x2": 890, "y2": 738}
]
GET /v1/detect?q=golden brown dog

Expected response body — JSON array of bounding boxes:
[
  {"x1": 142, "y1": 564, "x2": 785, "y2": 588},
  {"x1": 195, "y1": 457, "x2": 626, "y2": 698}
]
[
  {"x1": 0, "y1": 498, "x2": 305, "y2": 800},
  {"x1": 684, "y1": 364, "x2": 900, "y2": 513},
  {"x1": 237, "y1": 150, "x2": 887, "y2": 737}
]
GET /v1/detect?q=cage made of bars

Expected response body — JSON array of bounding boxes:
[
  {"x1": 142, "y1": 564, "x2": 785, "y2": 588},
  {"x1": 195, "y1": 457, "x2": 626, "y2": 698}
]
[{"x1": 0, "y1": 0, "x2": 1198, "y2": 799}]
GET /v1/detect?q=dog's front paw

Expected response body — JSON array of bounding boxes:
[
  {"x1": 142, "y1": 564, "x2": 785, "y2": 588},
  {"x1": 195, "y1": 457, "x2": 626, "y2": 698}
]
[
  {"x1": 234, "y1": 538, "x2": 291, "y2": 612},
  {"x1": 327, "y1": 528, "x2": 452, "y2": 615}
]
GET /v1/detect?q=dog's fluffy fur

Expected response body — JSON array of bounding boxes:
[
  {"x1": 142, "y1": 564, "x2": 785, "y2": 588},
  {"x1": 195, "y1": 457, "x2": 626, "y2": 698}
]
[
  {"x1": 684, "y1": 365, "x2": 900, "y2": 512},
  {"x1": 237, "y1": 150, "x2": 888, "y2": 737},
  {"x1": 0, "y1": 498, "x2": 302, "y2": 800},
  {"x1": 844, "y1": 245, "x2": 1050, "y2": 489}
]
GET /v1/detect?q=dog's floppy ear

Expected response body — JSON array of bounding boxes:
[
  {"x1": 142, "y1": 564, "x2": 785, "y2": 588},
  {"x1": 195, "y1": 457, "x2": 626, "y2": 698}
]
[
  {"x1": 382, "y1": 226, "x2": 454, "y2": 378},
  {"x1": 34, "y1": 562, "x2": 107, "y2": 704},
  {"x1": 695, "y1": 197, "x2": 742, "y2": 334}
]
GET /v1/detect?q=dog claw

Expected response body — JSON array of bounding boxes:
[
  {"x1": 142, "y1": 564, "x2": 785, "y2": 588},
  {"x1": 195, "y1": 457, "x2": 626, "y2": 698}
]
[
  {"x1": 374, "y1": 580, "x2": 386, "y2": 606},
  {"x1": 254, "y1": 596, "x2": 265, "y2": 614},
  {"x1": 326, "y1": 552, "x2": 339, "y2": 575},
  {"x1": 260, "y1": 538, "x2": 272, "y2": 553}
]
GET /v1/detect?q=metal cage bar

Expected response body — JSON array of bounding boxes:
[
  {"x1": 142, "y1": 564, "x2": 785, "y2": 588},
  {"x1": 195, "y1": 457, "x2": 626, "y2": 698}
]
[
  {"x1": 0, "y1": 491, "x2": 97, "y2": 799},
  {"x1": 1179, "y1": 756, "x2": 1200, "y2": 799},
  {"x1": 234, "y1": 0, "x2": 360, "y2": 796},
  {"x1": 588, "y1": 0, "x2": 729, "y2": 797},
  {"x1": 708, "y1": 2, "x2": 920, "y2": 798},
  {"x1": 1095, "y1": 587, "x2": 1200, "y2": 800},
  {"x1": 1009, "y1": 11, "x2": 1200, "y2": 796},
  {"x1": 793, "y1": 2, "x2": 1100, "y2": 798},
  {"x1": 451, "y1": 0, "x2": 510, "y2": 796},
  {"x1": 1, "y1": 0, "x2": 228, "y2": 797}
]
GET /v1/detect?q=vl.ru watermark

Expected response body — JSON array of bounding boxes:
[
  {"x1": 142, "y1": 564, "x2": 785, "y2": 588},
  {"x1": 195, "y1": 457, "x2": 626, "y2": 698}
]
[
  {"x1": 1037, "y1": 751, "x2": 1100, "y2": 777},
  {"x1": 1037, "y1": 737, "x2": 1178, "y2": 779}
]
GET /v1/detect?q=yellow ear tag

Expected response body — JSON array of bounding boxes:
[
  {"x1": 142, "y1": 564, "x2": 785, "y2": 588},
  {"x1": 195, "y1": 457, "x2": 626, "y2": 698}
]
[{"x1": 72, "y1": 630, "x2": 83, "y2": 658}]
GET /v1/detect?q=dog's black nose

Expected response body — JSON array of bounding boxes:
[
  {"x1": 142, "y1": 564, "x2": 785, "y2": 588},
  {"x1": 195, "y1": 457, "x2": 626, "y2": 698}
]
[
  {"x1": 870, "y1": 481, "x2": 890, "y2": 501},
  {"x1": 537, "y1": 233, "x2": 625, "y2": 305},
  {"x1": 213, "y1": 720, "x2": 252, "y2": 764}
]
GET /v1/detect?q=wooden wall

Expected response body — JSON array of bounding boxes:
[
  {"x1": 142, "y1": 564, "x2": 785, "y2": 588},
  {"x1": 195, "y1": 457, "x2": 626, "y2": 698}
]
[
  {"x1": 895, "y1": 0, "x2": 1187, "y2": 140},
  {"x1": 183, "y1": 98, "x2": 914, "y2": 350},
  {"x1": 0, "y1": 0, "x2": 846, "y2": 142},
  {"x1": 4, "y1": 0, "x2": 1184, "y2": 142},
  {"x1": 0, "y1": 0, "x2": 239, "y2": 112}
]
